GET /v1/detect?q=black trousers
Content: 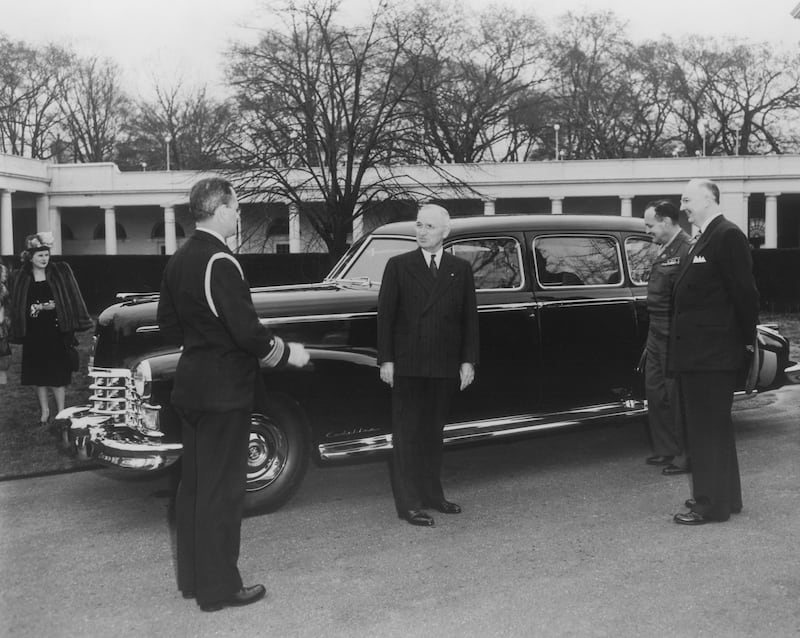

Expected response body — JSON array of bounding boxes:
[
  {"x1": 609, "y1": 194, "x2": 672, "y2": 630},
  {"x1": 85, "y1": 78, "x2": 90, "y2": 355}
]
[
  {"x1": 175, "y1": 406, "x2": 250, "y2": 605},
  {"x1": 679, "y1": 371, "x2": 742, "y2": 520},
  {"x1": 390, "y1": 376, "x2": 457, "y2": 512}
]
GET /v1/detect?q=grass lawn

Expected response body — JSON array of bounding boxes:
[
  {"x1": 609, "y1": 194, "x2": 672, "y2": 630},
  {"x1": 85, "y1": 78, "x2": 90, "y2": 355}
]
[
  {"x1": 1, "y1": 313, "x2": 798, "y2": 481},
  {"x1": 0, "y1": 329, "x2": 96, "y2": 480}
]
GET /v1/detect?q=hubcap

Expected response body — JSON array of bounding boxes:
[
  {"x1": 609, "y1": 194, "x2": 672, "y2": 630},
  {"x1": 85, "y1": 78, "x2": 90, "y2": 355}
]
[{"x1": 246, "y1": 414, "x2": 289, "y2": 492}]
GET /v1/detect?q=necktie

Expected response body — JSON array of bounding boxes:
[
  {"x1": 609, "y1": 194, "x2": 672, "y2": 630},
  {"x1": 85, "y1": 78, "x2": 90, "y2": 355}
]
[{"x1": 429, "y1": 254, "x2": 438, "y2": 278}]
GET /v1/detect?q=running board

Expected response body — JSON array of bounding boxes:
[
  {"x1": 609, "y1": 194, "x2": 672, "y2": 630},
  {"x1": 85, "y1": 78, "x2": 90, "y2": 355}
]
[{"x1": 317, "y1": 400, "x2": 646, "y2": 461}]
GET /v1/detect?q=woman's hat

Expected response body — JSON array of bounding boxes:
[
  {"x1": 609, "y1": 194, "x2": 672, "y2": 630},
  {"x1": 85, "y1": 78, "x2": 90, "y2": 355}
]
[{"x1": 21, "y1": 232, "x2": 54, "y2": 261}]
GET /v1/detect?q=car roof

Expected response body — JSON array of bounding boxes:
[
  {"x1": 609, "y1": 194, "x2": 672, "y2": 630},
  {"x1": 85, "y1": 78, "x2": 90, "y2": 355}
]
[{"x1": 374, "y1": 214, "x2": 646, "y2": 237}]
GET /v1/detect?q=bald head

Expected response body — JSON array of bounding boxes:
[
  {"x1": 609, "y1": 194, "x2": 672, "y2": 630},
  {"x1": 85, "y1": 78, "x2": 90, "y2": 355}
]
[{"x1": 681, "y1": 178, "x2": 720, "y2": 227}]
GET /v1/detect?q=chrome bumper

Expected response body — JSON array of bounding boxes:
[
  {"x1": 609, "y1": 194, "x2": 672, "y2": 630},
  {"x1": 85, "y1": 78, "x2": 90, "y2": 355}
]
[
  {"x1": 56, "y1": 405, "x2": 183, "y2": 471},
  {"x1": 785, "y1": 362, "x2": 800, "y2": 385}
]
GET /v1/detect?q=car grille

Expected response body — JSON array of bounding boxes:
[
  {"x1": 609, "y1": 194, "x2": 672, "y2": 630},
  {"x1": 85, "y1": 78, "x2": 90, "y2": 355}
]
[{"x1": 88, "y1": 367, "x2": 139, "y2": 426}]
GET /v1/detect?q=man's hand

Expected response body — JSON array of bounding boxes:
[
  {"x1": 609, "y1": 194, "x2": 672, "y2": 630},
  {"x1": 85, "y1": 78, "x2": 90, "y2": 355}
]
[
  {"x1": 286, "y1": 342, "x2": 310, "y2": 368},
  {"x1": 380, "y1": 362, "x2": 394, "y2": 387},
  {"x1": 459, "y1": 362, "x2": 475, "y2": 391}
]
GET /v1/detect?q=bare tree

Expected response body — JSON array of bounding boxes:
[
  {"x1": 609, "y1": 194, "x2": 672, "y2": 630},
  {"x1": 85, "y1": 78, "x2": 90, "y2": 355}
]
[
  {"x1": 402, "y1": 1, "x2": 546, "y2": 163},
  {"x1": 117, "y1": 81, "x2": 236, "y2": 170},
  {"x1": 664, "y1": 37, "x2": 800, "y2": 156},
  {"x1": 226, "y1": 0, "x2": 427, "y2": 258},
  {"x1": 56, "y1": 56, "x2": 130, "y2": 162},
  {"x1": 0, "y1": 36, "x2": 69, "y2": 158}
]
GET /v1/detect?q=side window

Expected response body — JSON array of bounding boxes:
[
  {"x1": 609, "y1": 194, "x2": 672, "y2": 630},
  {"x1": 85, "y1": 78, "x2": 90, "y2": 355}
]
[
  {"x1": 625, "y1": 236, "x2": 660, "y2": 286},
  {"x1": 447, "y1": 237, "x2": 523, "y2": 290},
  {"x1": 533, "y1": 235, "x2": 622, "y2": 287}
]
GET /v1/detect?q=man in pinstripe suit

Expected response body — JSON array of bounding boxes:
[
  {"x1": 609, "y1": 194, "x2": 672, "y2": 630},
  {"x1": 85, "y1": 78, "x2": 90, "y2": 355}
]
[
  {"x1": 158, "y1": 178, "x2": 309, "y2": 610},
  {"x1": 377, "y1": 203, "x2": 480, "y2": 527}
]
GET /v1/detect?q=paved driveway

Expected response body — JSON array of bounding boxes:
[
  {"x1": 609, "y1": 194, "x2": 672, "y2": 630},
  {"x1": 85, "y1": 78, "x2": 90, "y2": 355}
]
[{"x1": 1, "y1": 387, "x2": 799, "y2": 637}]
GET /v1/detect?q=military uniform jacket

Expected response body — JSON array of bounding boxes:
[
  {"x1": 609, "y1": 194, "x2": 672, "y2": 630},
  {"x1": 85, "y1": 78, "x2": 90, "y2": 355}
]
[
  {"x1": 377, "y1": 248, "x2": 479, "y2": 378},
  {"x1": 157, "y1": 231, "x2": 288, "y2": 412},
  {"x1": 646, "y1": 229, "x2": 692, "y2": 319},
  {"x1": 668, "y1": 215, "x2": 759, "y2": 373}
]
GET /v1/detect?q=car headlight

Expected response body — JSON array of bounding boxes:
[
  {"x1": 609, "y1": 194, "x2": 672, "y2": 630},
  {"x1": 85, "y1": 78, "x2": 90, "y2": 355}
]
[{"x1": 132, "y1": 360, "x2": 152, "y2": 399}]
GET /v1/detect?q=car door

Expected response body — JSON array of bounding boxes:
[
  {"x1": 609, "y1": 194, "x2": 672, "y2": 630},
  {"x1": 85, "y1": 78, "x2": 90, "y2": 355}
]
[
  {"x1": 444, "y1": 234, "x2": 542, "y2": 421},
  {"x1": 532, "y1": 232, "x2": 640, "y2": 408}
]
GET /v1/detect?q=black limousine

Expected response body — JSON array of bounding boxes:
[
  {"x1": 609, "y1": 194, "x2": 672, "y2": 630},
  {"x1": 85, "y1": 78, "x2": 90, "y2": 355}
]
[{"x1": 56, "y1": 215, "x2": 799, "y2": 512}]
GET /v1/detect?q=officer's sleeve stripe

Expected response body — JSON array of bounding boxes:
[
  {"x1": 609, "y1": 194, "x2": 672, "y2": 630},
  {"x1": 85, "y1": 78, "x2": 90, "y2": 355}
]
[
  {"x1": 262, "y1": 336, "x2": 286, "y2": 368},
  {"x1": 204, "y1": 252, "x2": 245, "y2": 318}
]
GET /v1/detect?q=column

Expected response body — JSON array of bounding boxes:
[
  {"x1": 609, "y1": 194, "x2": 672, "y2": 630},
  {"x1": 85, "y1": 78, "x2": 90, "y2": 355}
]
[
  {"x1": 49, "y1": 206, "x2": 62, "y2": 255},
  {"x1": 764, "y1": 193, "x2": 779, "y2": 249},
  {"x1": 163, "y1": 205, "x2": 177, "y2": 255},
  {"x1": 550, "y1": 196, "x2": 563, "y2": 215},
  {"x1": 288, "y1": 202, "x2": 301, "y2": 253},
  {"x1": 36, "y1": 194, "x2": 50, "y2": 232},
  {"x1": 1, "y1": 189, "x2": 14, "y2": 256},
  {"x1": 352, "y1": 203, "x2": 364, "y2": 241},
  {"x1": 103, "y1": 206, "x2": 118, "y2": 255},
  {"x1": 483, "y1": 199, "x2": 496, "y2": 216},
  {"x1": 619, "y1": 196, "x2": 633, "y2": 217}
]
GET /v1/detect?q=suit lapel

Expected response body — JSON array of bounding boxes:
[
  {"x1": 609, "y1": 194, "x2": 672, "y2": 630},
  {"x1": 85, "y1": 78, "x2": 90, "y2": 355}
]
[
  {"x1": 407, "y1": 249, "x2": 435, "y2": 293},
  {"x1": 423, "y1": 252, "x2": 457, "y2": 313},
  {"x1": 674, "y1": 215, "x2": 723, "y2": 289}
]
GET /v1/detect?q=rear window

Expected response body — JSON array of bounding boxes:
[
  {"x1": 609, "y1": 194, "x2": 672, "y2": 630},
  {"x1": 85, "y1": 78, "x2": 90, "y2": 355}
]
[{"x1": 533, "y1": 235, "x2": 622, "y2": 287}]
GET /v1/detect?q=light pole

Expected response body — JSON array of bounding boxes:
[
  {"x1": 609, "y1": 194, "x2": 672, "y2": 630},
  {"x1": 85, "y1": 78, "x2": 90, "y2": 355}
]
[
  {"x1": 554, "y1": 124, "x2": 560, "y2": 161},
  {"x1": 698, "y1": 118, "x2": 708, "y2": 156},
  {"x1": 164, "y1": 134, "x2": 172, "y2": 171}
]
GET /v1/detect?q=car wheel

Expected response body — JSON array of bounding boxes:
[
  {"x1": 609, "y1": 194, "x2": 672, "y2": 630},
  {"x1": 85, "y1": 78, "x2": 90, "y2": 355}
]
[{"x1": 244, "y1": 397, "x2": 310, "y2": 513}]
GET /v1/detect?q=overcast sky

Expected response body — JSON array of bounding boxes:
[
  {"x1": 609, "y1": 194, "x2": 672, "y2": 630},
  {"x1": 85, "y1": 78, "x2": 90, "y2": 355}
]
[{"x1": 2, "y1": 0, "x2": 799, "y2": 98}]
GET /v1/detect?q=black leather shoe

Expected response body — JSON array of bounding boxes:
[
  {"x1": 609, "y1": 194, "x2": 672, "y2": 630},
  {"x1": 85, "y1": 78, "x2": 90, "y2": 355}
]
[
  {"x1": 685, "y1": 498, "x2": 741, "y2": 514},
  {"x1": 425, "y1": 500, "x2": 462, "y2": 514},
  {"x1": 199, "y1": 584, "x2": 266, "y2": 612},
  {"x1": 662, "y1": 464, "x2": 690, "y2": 475},
  {"x1": 646, "y1": 455, "x2": 674, "y2": 466},
  {"x1": 674, "y1": 511, "x2": 728, "y2": 525},
  {"x1": 673, "y1": 511, "x2": 709, "y2": 525},
  {"x1": 398, "y1": 509, "x2": 435, "y2": 526},
  {"x1": 182, "y1": 590, "x2": 195, "y2": 599}
]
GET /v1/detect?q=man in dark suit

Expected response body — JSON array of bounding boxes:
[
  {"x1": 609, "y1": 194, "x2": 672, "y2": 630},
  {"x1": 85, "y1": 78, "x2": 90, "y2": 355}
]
[
  {"x1": 642, "y1": 200, "x2": 693, "y2": 476},
  {"x1": 377, "y1": 203, "x2": 479, "y2": 527},
  {"x1": 669, "y1": 178, "x2": 759, "y2": 525},
  {"x1": 157, "y1": 178, "x2": 309, "y2": 610}
]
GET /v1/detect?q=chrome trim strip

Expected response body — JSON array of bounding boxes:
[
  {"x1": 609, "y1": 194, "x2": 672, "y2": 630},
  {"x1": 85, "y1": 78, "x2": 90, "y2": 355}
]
[
  {"x1": 135, "y1": 299, "x2": 604, "y2": 332},
  {"x1": 535, "y1": 297, "x2": 634, "y2": 308},
  {"x1": 318, "y1": 402, "x2": 646, "y2": 460}
]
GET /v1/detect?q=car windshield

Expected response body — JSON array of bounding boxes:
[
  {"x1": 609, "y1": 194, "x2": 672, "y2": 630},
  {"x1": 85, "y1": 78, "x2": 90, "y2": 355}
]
[{"x1": 326, "y1": 236, "x2": 416, "y2": 285}]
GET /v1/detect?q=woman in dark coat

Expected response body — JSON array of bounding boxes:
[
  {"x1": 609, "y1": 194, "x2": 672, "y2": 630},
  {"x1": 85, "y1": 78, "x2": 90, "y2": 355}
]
[{"x1": 9, "y1": 233, "x2": 92, "y2": 425}]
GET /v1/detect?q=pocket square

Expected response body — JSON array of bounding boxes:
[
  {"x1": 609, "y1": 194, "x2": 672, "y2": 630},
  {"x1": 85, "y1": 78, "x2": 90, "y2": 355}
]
[{"x1": 692, "y1": 255, "x2": 706, "y2": 263}]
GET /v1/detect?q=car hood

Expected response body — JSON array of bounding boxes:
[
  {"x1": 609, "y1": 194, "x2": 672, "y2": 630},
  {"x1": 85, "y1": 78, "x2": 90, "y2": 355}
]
[{"x1": 98, "y1": 281, "x2": 380, "y2": 335}]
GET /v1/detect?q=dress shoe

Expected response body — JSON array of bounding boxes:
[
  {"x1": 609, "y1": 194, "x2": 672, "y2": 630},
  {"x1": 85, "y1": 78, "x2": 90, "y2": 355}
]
[
  {"x1": 685, "y1": 498, "x2": 741, "y2": 514},
  {"x1": 424, "y1": 500, "x2": 462, "y2": 514},
  {"x1": 398, "y1": 509, "x2": 435, "y2": 526},
  {"x1": 199, "y1": 584, "x2": 266, "y2": 612},
  {"x1": 674, "y1": 511, "x2": 728, "y2": 525},
  {"x1": 646, "y1": 455, "x2": 674, "y2": 466},
  {"x1": 182, "y1": 590, "x2": 195, "y2": 599},
  {"x1": 662, "y1": 464, "x2": 690, "y2": 475}
]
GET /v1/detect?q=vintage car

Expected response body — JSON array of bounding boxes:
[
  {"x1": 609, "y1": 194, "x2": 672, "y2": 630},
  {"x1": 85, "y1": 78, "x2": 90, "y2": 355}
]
[{"x1": 57, "y1": 215, "x2": 800, "y2": 512}]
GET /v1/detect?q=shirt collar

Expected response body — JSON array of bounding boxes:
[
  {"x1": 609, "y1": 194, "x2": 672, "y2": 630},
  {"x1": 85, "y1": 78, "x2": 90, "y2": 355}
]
[
  {"x1": 196, "y1": 227, "x2": 227, "y2": 245},
  {"x1": 421, "y1": 247, "x2": 443, "y2": 264},
  {"x1": 699, "y1": 213, "x2": 722, "y2": 234}
]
